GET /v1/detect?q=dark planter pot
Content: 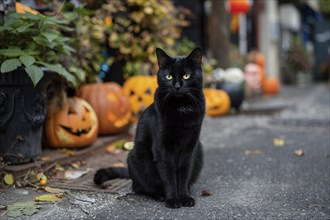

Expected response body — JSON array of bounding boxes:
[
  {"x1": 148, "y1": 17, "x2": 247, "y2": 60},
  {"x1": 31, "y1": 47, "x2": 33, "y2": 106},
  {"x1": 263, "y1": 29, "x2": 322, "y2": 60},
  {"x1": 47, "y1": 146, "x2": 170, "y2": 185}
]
[
  {"x1": 104, "y1": 60, "x2": 125, "y2": 86},
  {"x1": 0, "y1": 69, "x2": 48, "y2": 164},
  {"x1": 216, "y1": 82, "x2": 245, "y2": 111}
]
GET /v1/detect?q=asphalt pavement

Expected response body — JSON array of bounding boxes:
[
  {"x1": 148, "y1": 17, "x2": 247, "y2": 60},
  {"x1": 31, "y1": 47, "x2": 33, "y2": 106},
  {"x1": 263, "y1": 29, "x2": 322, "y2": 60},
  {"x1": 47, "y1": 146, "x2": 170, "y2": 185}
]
[{"x1": 1, "y1": 83, "x2": 329, "y2": 220}]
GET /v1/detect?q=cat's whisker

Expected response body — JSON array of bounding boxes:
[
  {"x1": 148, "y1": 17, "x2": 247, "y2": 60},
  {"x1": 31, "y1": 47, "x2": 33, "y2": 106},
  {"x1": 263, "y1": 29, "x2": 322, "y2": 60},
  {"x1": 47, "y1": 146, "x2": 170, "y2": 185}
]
[
  {"x1": 158, "y1": 92, "x2": 170, "y2": 109},
  {"x1": 187, "y1": 92, "x2": 201, "y2": 111}
]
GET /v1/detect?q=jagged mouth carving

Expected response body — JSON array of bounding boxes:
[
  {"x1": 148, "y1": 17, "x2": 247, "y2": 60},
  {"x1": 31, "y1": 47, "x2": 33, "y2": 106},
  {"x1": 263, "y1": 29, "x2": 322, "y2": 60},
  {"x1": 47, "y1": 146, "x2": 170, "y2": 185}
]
[{"x1": 59, "y1": 125, "x2": 92, "y2": 136}]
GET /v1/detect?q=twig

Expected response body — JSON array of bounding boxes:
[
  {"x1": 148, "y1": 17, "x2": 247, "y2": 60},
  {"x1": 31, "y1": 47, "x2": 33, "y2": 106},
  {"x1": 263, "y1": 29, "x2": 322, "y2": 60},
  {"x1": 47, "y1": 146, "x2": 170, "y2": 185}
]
[
  {"x1": 56, "y1": 0, "x2": 66, "y2": 16},
  {"x1": 42, "y1": 162, "x2": 57, "y2": 173}
]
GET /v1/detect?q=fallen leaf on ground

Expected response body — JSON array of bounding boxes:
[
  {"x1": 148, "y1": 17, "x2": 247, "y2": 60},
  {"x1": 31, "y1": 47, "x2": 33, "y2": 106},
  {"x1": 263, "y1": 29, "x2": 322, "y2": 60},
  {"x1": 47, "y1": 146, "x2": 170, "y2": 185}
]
[
  {"x1": 273, "y1": 138, "x2": 285, "y2": 147},
  {"x1": 201, "y1": 190, "x2": 212, "y2": 197},
  {"x1": 4, "y1": 174, "x2": 14, "y2": 185},
  {"x1": 123, "y1": 141, "x2": 134, "y2": 151},
  {"x1": 58, "y1": 149, "x2": 77, "y2": 156},
  {"x1": 112, "y1": 162, "x2": 126, "y2": 167},
  {"x1": 36, "y1": 172, "x2": 47, "y2": 181},
  {"x1": 56, "y1": 171, "x2": 65, "y2": 179},
  {"x1": 106, "y1": 144, "x2": 121, "y2": 154},
  {"x1": 71, "y1": 162, "x2": 80, "y2": 169},
  {"x1": 245, "y1": 149, "x2": 262, "y2": 156},
  {"x1": 54, "y1": 163, "x2": 64, "y2": 172},
  {"x1": 35, "y1": 193, "x2": 64, "y2": 202},
  {"x1": 44, "y1": 187, "x2": 64, "y2": 194},
  {"x1": 113, "y1": 139, "x2": 126, "y2": 148},
  {"x1": 294, "y1": 149, "x2": 304, "y2": 157},
  {"x1": 7, "y1": 201, "x2": 41, "y2": 217},
  {"x1": 16, "y1": 181, "x2": 22, "y2": 187},
  {"x1": 25, "y1": 170, "x2": 38, "y2": 184},
  {"x1": 64, "y1": 169, "x2": 90, "y2": 180},
  {"x1": 40, "y1": 156, "x2": 51, "y2": 161}
]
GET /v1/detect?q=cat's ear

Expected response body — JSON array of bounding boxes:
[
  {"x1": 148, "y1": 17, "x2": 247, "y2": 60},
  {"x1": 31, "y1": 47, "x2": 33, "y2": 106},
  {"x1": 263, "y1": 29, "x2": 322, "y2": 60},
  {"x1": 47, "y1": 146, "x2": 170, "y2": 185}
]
[
  {"x1": 156, "y1": 48, "x2": 171, "y2": 69},
  {"x1": 187, "y1": 47, "x2": 202, "y2": 64}
]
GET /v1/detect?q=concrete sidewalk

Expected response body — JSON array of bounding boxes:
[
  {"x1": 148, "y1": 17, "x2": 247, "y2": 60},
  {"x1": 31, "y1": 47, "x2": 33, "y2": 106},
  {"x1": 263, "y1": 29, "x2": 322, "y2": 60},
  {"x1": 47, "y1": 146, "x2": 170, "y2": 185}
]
[{"x1": 1, "y1": 83, "x2": 329, "y2": 220}]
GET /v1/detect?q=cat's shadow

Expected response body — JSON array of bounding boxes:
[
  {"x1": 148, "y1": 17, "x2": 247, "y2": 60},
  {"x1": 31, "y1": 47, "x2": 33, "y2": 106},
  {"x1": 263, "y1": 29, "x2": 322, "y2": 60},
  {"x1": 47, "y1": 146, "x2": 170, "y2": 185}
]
[{"x1": 116, "y1": 193, "x2": 159, "y2": 205}]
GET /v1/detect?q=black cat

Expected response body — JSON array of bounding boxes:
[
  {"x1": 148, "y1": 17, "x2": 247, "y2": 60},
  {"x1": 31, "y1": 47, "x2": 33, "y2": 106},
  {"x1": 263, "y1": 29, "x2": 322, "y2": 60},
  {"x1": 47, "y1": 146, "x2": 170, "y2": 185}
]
[{"x1": 94, "y1": 48, "x2": 205, "y2": 209}]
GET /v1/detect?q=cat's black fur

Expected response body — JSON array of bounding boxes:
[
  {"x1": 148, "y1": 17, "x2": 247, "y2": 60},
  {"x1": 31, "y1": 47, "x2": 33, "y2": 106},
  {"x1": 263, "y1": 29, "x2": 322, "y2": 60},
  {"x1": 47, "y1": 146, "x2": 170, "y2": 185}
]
[{"x1": 94, "y1": 48, "x2": 205, "y2": 209}]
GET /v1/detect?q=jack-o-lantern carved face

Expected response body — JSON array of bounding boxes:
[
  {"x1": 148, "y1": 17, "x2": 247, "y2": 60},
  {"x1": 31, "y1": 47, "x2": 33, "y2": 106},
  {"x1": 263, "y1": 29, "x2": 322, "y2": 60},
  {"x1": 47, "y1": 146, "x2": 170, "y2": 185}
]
[
  {"x1": 106, "y1": 93, "x2": 132, "y2": 128},
  {"x1": 204, "y1": 88, "x2": 231, "y2": 116},
  {"x1": 44, "y1": 97, "x2": 98, "y2": 148},
  {"x1": 123, "y1": 75, "x2": 158, "y2": 122},
  {"x1": 77, "y1": 82, "x2": 132, "y2": 135}
]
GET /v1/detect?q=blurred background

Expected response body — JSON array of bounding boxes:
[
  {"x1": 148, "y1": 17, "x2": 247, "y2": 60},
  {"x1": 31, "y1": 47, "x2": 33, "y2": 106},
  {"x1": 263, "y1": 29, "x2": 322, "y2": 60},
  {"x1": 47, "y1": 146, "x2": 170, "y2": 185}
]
[{"x1": 1, "y1": 0, "x2": 329, "y2": 87}]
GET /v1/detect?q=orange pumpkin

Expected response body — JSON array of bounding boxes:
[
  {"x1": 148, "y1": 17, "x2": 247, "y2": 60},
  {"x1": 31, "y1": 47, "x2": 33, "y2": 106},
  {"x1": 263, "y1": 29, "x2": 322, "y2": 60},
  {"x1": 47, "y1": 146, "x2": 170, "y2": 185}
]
[
  {"x1": 204, "y1": 88, "x2": 231, "y2": 116},
  {"x1": 77, "y1": 83, "x2": 132, "y2": 135},
  {"x1": 123, "y1": 75, "x2": 158, "y2": 122},
  {"x1": 44, "y1": 97, "x2": 98, "y2": 148},
  {"x1": 259, "y1": 69, "x2": 267, "y2": 85},
  {"x1": 263, "y1": 77, "x2": 280, "y2": 95},
  {"x1": 247, "y1": 51, "x2": 265, "y2": 69}
]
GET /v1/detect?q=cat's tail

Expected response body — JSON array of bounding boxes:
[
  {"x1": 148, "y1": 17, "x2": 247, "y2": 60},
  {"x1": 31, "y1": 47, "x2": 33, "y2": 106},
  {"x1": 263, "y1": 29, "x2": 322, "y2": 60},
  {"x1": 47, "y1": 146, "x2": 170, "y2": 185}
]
[{"x1": 94, "y1": 167, "x2": 130, "y2": 185}]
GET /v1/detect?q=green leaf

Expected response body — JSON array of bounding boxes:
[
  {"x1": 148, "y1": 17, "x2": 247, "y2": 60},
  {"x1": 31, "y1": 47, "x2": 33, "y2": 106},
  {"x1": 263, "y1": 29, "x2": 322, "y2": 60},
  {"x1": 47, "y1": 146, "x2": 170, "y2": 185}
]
[
  {"x1": 32, "y1": 36, "x2": 49, "y2": 47},
  {"x1": 25, "y1": 65, "x2": 44, "y2": 86},
  {"x1": 41, "y1": 63, "x2": 77, "y2": 85},
  {"x1": 16, "y1": 23, "x2": 35, "y2": 32},
  {"x1": 26, "y1": 50, "x2": 40, "y2": 56},
  {"x1": 23, "y1": 12, "x2": 43, "y2": 20},
  {"x1": 0, "y1": 48, "x2": 25, "y2": 57},
  {"x1": 69, "y1": 66, "x2": 86, "y2": 82},
  {"x1": 75, "y1": 7, "x2": 95, "y2": 16},
  {"x1": 43, "y1": 16, "x2": 66, "y2": 25},
  {"x1": 62, "y1": 44, "x2": 75, "y2": 53},
  {"x1": 7, "y1": 201, "x2": 41, "y2": 218},
  {"x1": 19, "y1": 55, "x2": 35, "y2": 67},
  {"x1": 1, "y1": 59, "x2": 22, "y2": 73},
  {"x1": 42, "y1": 32, "x2": 59, "y2": 42}
]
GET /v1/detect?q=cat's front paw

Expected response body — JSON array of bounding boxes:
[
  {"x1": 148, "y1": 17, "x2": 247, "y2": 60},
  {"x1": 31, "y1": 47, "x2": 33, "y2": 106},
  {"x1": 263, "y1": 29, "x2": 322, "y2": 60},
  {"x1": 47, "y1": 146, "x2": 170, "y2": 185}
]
[
  {"x1": 94, "y1": 169, "x2": 108, "y2": 185},
  {"x1": 165, "y1": 198, "x2": 181, "y2": 209},
  {"x1": 180, "y1": 196, "x2": 195, "y2": 207}
]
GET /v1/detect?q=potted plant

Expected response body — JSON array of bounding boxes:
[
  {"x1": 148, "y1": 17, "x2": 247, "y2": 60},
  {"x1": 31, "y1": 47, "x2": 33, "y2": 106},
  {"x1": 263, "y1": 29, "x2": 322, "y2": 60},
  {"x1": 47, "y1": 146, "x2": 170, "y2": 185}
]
[
  {"x1": 0, "y1": 11, "x2": 83, "y2": 164},
  {"x1": 91, "y1": 0, "x2": 192, "y2": 78},
  {"x1": 285, "y1": 37, "x2": 313, "y2": 86},
  {"x1": 211, "y1": 67, "x2": 245, "y2": 111}
]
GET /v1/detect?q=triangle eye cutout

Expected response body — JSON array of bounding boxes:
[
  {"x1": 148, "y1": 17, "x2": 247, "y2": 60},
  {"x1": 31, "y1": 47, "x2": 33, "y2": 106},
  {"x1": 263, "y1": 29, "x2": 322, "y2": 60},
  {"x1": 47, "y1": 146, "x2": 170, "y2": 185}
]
[
  {"x1": 130, "y1": 90, "x2": 135, "y2": 96},
  {"x1": 145, "y1": 88, "x2": 151, "y2": 95}
]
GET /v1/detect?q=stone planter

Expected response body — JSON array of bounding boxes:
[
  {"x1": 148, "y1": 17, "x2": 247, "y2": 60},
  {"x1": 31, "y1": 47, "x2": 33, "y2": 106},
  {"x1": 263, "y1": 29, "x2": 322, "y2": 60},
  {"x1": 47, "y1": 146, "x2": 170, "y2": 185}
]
[
  {"x1": 0, "y1": 69, "x2": 48, "y2": 164},
  {"x1": 296, "y1": 72, "x2": 311, "y2": 87}
]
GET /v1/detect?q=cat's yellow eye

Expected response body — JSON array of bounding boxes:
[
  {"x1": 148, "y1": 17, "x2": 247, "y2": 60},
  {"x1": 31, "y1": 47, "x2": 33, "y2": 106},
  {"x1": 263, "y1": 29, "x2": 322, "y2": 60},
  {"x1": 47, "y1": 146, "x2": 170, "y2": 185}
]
[
  {"x1": 166, "y1": 74, "x2": 173, "y2": 80},
  {"x1": 183, "y1": 74, "x2": 190, "y2": 80}
]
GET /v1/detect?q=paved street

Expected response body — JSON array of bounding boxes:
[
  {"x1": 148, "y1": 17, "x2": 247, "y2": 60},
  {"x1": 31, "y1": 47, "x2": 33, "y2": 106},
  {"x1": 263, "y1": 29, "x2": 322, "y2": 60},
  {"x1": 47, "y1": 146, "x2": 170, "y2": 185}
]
[{"x1": 1, "y1": 83, "x2": 329, "y2": 220}]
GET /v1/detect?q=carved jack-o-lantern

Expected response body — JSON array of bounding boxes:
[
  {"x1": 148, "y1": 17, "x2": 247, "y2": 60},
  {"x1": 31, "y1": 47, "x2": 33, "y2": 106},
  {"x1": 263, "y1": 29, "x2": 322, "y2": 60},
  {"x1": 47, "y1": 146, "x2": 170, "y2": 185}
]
[
  {"x1": 204, "y1": 88, "x2": 231, "y2": 116},
  {"x1": 77, "y1": 82, "x2": 132, "y2": 135},
  {"x1": 123, "y1": 75, "x2": 158, "y2": 122},
  {"x1": 44, "y1": 97, "x2": 98, "y2": 148}
]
